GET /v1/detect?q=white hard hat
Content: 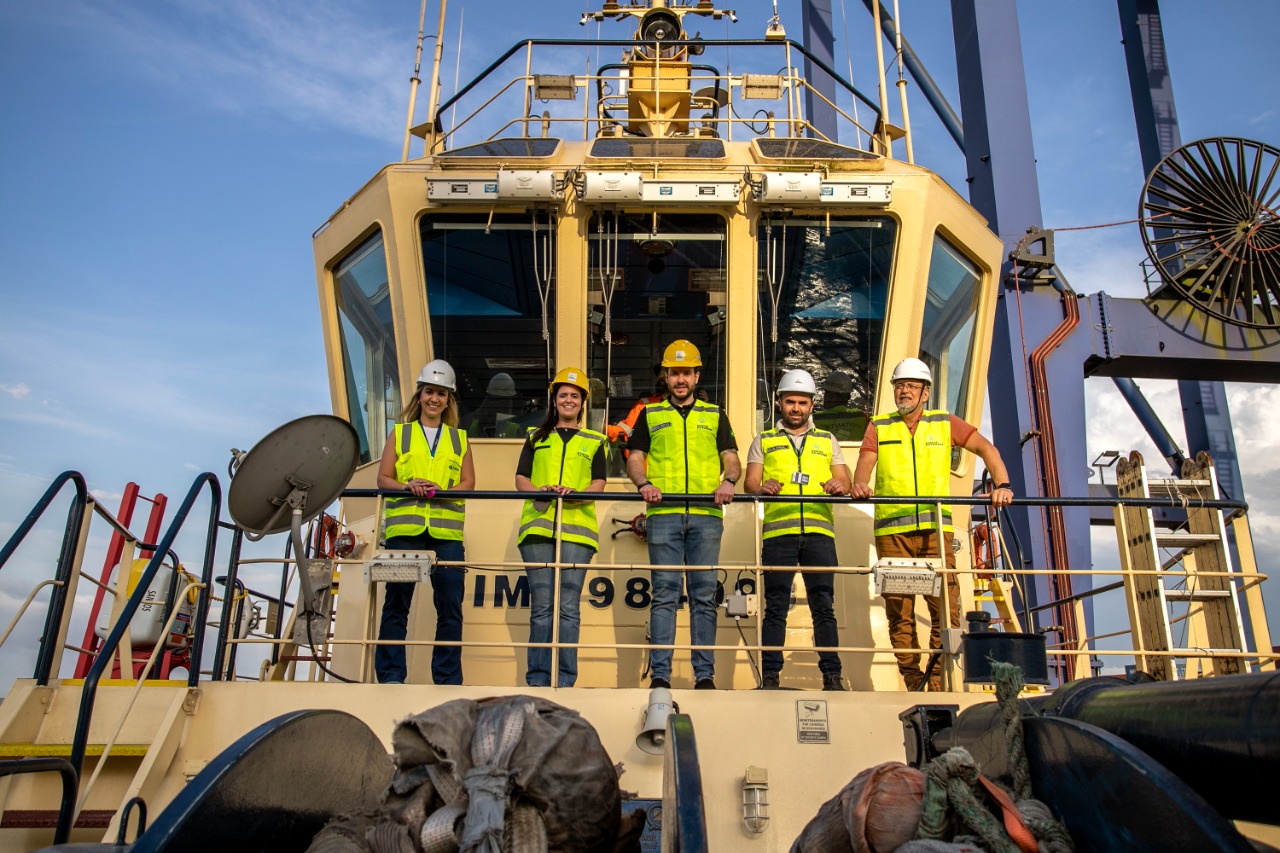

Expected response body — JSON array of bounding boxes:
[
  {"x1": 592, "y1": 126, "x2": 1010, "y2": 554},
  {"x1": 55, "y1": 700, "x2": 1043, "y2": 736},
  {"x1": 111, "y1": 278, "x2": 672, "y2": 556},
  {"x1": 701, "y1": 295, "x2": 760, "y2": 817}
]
[
  {"x1": 486, "y1": 372, "x2": 517, "y2": 397},
  {"x1": 417, "y1": 359, "x2": 457, "y2": 392},
  {"x1": 890, "y1": 357, "x2": 932, "y2": 386},
  {"x1": 776, "y1": 369, "x2": 817, "y2": 397}
]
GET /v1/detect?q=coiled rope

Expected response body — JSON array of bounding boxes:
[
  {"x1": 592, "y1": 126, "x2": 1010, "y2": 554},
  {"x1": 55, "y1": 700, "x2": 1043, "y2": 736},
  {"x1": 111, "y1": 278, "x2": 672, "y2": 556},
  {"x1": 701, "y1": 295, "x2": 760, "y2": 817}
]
[{"x1": 909, "y1": 662, "x2": 1073, "y2": 853}]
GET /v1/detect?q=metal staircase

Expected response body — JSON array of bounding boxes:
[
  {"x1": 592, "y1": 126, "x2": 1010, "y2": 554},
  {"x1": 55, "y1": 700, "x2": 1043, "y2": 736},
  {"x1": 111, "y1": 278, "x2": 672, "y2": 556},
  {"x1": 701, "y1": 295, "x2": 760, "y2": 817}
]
[{"x1": 1114, "y1": 450, "x2": 1248, "y2": 680}]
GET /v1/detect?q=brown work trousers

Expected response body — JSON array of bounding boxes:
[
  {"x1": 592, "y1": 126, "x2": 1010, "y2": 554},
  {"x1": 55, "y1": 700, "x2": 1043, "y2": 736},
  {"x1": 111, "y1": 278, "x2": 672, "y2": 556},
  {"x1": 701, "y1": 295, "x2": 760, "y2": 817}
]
[{"x1": 876, "y1": 531, "x2": 962, "y2": 690}]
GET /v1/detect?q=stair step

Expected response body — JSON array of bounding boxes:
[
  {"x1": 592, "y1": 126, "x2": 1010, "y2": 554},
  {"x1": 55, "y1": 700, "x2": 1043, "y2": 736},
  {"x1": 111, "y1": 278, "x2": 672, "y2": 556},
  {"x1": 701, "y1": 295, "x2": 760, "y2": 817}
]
[
  {"x1": 1145, "y1": 479, "x2": 1212, "y2": 495},
  {"x1": 1154, "y1": 532, "x2": 1220, "y2": 550},
  {"x1": 1163, "y1": 589, "x2": 1232, "y2": 601},
  {"x1": 0, "y1": 742, "x2": 148, "y2": 758}
]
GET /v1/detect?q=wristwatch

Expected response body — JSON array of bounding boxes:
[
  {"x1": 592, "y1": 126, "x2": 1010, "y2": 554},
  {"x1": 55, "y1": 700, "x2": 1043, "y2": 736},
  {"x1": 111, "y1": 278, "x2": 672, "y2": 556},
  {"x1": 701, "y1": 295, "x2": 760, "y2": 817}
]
[
  {"x1": 996, "y1": 483, "x2": 1012, "y2": 490},
  {"x1": 723, "y1": 476, "x2": 737, "y2": 485}
]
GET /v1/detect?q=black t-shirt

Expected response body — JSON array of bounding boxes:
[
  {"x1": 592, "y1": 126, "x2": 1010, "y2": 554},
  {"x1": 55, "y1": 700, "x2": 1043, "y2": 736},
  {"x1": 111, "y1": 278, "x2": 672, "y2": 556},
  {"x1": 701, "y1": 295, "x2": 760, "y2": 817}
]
[{"x1": 516, "y1": 427, "x2": 608, "y2": 481}]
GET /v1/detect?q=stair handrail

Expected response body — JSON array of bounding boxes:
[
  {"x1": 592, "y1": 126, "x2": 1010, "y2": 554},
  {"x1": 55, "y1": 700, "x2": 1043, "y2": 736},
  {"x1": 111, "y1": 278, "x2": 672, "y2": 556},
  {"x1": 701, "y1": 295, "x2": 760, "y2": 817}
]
[
  {"x1": 0, "y1": 471, "x2": 89, "y2": 685},
  {"x1": 63, "y1": 472, "x2": 222, "y2": 842}
]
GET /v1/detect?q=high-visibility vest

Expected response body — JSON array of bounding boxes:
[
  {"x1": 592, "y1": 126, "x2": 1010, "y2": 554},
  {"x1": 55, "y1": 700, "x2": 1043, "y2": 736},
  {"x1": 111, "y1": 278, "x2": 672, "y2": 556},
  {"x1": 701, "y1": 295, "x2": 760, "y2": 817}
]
[
  {"x1": 518, "y1": 427, "x2": 606, "y2": 550},
  {"x1": 759, "y1": 427, "x2": 838, "y2": 539},
  {"x1": 384, "y1": 422, "x2": 468, "y2": 541},
  {"x1": 871, "y1": 410, "x2": 953, "y2": 536},
  {"x1": 812, "y1": 406, "x2": 867, "y2": 443},
  {"x1": 643, "y1": 399, "x2": 726, "y2": 518}
]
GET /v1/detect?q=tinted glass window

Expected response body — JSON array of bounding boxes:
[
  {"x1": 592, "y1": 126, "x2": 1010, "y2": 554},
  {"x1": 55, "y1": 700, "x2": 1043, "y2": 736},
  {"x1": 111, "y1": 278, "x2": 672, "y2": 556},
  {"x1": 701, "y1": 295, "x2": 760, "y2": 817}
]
[
  {"x1": 920, "y1": 234, "x2": 981, "y2": 468},
  {"x1": 757, "y1": 217, "x2": 895, "y2": 439},
  {"x1": 334, "y1": 231, "x2": 400, "y2": 464},
  {"x1": 420, "y1": 214, "x2": 556, "y2": 438}
]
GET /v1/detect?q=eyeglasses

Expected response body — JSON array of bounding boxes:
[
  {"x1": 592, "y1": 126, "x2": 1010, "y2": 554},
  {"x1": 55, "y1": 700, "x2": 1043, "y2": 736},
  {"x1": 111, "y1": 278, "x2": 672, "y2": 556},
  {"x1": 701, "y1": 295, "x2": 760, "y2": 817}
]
[{"x1": 892, "y1": 381, "x2": 925, "y2": 391}]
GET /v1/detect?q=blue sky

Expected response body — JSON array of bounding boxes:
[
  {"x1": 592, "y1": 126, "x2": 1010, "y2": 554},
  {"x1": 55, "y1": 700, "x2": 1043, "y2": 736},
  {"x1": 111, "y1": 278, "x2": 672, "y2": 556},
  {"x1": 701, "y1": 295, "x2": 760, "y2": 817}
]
[{"x1": 1, "y1": 0, "x2": 1277, "y2": 687}]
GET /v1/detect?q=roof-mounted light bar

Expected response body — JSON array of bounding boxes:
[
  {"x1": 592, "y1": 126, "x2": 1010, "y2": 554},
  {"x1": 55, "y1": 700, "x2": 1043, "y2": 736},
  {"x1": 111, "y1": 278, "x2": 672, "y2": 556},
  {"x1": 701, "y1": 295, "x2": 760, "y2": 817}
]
[
  {"x1": 426, "y1": 170, "x2": 564, "y2": 202},
  {"x1": 578, "y1": 171, "x2": 740, "y2": 203},
  {"x1": 753, "y1": 172, "x2": 893, "y2": 206}
]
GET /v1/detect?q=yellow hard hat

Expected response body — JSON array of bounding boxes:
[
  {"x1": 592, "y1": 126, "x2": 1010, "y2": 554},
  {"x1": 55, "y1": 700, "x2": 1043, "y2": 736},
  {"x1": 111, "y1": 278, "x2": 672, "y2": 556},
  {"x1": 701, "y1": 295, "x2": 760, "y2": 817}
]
[
  {"x1": 661, "y1": 339, "x2": 702, "y2": 368},
  {"x1": 550, "y1": 366, "x2": 591, "y2": 398}
]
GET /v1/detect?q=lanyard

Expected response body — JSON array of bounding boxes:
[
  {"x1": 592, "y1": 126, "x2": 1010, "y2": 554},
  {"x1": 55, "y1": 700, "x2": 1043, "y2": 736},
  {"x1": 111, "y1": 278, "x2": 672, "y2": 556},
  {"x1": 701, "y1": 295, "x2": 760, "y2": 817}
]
[{"x1": 419, "y1": 422, "x2": 443, "y2": 457}]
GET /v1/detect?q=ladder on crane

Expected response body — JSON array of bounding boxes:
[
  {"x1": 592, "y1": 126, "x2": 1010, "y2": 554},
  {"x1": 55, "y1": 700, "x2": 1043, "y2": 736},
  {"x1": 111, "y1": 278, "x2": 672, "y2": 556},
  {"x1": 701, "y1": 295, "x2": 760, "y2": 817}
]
[{"x1": 1114, "y1": 450, "x2": 1248, "y2": 680}]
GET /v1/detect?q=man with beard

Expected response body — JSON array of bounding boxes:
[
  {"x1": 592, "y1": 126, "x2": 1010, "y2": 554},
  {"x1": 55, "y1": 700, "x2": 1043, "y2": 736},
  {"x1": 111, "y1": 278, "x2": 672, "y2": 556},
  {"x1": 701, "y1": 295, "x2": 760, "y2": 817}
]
[
  {"x1": 851, "y1": 357, "x2": 1013, "y2": 691},
  {"x1": 627, "y1": 339, "x2": 739, "y2": 690},
  {"x1": 745, "y1": 369, "x2": 851, "y2": 691}
]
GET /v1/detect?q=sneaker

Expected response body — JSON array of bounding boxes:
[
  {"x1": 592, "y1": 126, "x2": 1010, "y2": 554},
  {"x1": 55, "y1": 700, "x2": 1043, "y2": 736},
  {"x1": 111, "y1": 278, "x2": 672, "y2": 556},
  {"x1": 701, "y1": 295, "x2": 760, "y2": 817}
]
[
  {"x1": 694, "y1": 678, "x2": 716, "y2": 690},
  {"x1": 822, "y1": 673, "x2": 845, "y2": 692},
  {"x1": 649, "y1": 677, "x2": 670, "y2": 689},
  {"x1": 760, "y1": 673, "x2": 780, "y2": 690}
]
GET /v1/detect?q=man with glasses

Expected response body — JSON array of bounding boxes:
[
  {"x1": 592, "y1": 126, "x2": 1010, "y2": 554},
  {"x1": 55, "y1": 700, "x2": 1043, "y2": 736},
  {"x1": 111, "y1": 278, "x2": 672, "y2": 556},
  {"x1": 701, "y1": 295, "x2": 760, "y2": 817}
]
[{"x1": 851, "y1": 357, "x2": 1014, "y2": 691}]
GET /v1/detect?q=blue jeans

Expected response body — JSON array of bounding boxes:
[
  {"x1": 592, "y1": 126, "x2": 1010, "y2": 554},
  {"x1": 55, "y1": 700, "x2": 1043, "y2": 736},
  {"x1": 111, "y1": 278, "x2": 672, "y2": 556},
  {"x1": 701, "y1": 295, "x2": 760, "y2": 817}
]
[
  {"x1": 375, "y1": 533, "x2": 466, "y2": 685},
  {"x1": 761, "y1": 534, "x2": 842, "y2": 677},
  {"x1": 646, "y1": 513, "x2": 723, "y2": 682},
  {"x1": 518, "y1": 537, "x2": 594, "y2": 687}
]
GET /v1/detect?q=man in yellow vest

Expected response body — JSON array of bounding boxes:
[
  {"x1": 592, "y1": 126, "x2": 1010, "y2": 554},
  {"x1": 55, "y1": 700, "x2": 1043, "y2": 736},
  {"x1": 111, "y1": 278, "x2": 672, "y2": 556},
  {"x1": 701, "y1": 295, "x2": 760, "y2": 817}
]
[
  {"x1": 745, "y1": 369, "x2": 851, "y2": 691},
  {"x1": 851, "y1": 357, "x2": 1014, "y2": 691},
  {"x1": 627, "y1": 339, "x2": 740, "y2": 690}
]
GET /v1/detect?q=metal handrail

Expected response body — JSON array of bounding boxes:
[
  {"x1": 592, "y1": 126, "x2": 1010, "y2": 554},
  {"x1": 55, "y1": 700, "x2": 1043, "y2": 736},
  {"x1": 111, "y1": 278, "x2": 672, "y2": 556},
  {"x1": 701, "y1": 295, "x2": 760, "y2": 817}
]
[
  {"x1": 63, "y1": 472, "x2": 222, "y2": 842},
  {"x1": 0, "y1": 758, "x2": 78, "y2": 845},
  {"x1": 0, "y1": 471, "x2": 90, "y2": 685}
]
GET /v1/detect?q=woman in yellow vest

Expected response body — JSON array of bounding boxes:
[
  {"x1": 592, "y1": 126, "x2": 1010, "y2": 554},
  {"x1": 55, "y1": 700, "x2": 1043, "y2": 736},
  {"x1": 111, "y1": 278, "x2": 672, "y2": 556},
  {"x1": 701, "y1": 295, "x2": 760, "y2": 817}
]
[
  {"x1": 514, "y1": 367, "x2": 607, "y2": 687},
  {"x1": 375, "y1": 359, "x2": 475, "y2": 685}
]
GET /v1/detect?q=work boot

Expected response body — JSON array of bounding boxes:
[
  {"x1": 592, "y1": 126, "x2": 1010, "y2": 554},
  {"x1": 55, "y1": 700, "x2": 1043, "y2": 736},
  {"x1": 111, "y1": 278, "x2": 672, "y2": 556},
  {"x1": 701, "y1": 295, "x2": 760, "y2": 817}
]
[
  {"x1": 694, "y1": 678, "x2": 716, "y2": 690},
  {"x1": 760, "y1": 673, "x2": 780, "y2": 690},
  {"x1": 822, "y1": 673, "x2": 845, "y2": 692},
  {"x1": 649, "y1": 677, "x2": 670, "y2": 689}
]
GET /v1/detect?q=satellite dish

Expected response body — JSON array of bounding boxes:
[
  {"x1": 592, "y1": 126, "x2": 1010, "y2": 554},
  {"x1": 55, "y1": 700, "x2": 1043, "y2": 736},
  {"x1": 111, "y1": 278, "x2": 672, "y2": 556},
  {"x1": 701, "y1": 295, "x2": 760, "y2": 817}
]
[{"x1": 228, "y1": 415, "x2": 359, "y2": 536}]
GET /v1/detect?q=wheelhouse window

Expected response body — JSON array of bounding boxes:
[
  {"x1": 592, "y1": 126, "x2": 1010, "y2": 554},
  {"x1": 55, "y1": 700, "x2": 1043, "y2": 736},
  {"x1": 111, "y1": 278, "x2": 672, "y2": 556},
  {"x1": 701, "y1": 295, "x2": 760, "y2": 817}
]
[
  {"x1": 920, "y1": 234, "x2": 981, "y2": 469},
  {"x1": 333, "y1": 231, "x2": 400, "y2": 464},
  {"x1": 587, "y1": 212, "x2": 727, "y2": 474},
  {"x1": 420, "y1": 213, "x2": 557, "y2": 437},
  {"x1": 756, "y1": 216, "x2": 895, "y2": 440}
]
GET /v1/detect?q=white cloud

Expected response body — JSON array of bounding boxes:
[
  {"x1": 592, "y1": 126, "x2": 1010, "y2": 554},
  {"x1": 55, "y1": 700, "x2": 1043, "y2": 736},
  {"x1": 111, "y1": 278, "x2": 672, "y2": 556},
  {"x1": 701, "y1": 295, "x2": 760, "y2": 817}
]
[
  {"x1": 0, "y1": 384, "x2": 30, "y2": 400},
  {"x1": 52, "y1": 0, "x2": 412, "y2": 141}
]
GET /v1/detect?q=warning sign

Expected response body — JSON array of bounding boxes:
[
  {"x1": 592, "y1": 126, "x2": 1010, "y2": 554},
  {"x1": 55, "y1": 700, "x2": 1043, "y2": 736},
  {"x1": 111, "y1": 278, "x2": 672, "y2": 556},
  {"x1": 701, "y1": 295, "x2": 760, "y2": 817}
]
[{"x1": 796, "y1": 699, "x2": 830, "y2": 744}]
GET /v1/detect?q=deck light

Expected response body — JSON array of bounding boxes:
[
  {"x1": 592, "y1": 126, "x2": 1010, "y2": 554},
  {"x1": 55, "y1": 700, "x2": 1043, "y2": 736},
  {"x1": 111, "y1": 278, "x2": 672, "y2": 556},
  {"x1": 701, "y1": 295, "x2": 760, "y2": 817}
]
[{"x1": 742, "y1": 766, "x2": 769, "y2": 832}]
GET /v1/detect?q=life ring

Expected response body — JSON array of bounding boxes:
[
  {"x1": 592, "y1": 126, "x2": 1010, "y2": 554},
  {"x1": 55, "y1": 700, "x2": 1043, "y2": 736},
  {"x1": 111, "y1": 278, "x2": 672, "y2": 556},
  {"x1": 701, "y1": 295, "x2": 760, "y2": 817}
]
[{"x1": 972, "y1": 522, "x2": 999, "y2": 579}]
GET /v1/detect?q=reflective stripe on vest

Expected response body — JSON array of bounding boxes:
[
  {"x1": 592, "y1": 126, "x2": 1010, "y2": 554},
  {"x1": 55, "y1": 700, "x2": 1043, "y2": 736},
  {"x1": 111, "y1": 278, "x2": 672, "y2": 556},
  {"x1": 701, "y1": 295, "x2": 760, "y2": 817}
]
[
  {"x1": 759, "y1": 428, "x2": 838, "y2": 539},
  {"x1": 872, "y1": 410, "x2": 953, "y2": 536},
  {"x1": 644, "y1": 400, "x2": 725, "y2": 518},
  {"x1": 385, "y1": 422, "x2": 468, "y2": 541},
  {"x1": 518, "y1": 427, "x2": 605, "y2": 550}
]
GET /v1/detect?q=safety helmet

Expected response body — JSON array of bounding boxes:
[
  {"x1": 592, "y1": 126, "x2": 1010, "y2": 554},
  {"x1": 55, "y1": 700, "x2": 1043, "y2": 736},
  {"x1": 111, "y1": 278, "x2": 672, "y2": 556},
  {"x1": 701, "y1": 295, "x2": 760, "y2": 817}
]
[
  {"x1": 889, "y1": 357, "x2": 932, "y2": 386},
  {"x1": 776, "y1": 369, "x2": 817, "y2": 397},
  {"x1": 661, "y1": 339, "x2": 702, "y2": 368},
  {"x1": 486, "y1": 372, "x2": 517, "y2": 397},
  {"x1": 823, "y1": 371, "x2": 854, "y2": 395},
  {"x1": 417, "y1": 359, "x2": 457, "y2": 392},
  {"x1": 550, "y1": 367, "x2": 591, "y2": 398}
]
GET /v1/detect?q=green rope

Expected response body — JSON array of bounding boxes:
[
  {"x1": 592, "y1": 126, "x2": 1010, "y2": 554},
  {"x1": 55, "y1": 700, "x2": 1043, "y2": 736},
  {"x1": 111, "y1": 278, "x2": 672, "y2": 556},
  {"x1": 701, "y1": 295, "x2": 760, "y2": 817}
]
[
  {"x1": 991, "y1": 660, "x2": 1031, "y2": 801},
  {"x1": 915, "y1": 748, "x2": 1019, "y2": 853}
]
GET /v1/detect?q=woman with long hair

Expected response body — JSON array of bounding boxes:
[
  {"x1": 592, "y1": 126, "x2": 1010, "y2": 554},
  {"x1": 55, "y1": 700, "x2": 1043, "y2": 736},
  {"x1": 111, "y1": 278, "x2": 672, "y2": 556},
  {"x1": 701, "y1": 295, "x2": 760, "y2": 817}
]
[
  {"x1": 514, "y1": 367, "x2": 606, "y2": 687},
  {"x1": 375, "y1": 359, "x2": 474, "y2": 684}
]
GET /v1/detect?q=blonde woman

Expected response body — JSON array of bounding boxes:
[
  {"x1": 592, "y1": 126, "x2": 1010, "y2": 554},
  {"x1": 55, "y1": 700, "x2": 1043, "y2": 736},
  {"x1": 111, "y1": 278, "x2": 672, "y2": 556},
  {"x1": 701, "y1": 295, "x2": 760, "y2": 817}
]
[{"x1": 375, "y1": 360, "x2": 474, "y2": 684}]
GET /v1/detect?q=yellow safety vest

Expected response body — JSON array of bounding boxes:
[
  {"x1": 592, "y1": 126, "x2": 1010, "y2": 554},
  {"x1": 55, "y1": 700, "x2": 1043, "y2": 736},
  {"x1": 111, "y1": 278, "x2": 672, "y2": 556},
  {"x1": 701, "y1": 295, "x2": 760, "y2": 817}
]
[
  {"x1": 644, "y1": 399, "x2": 725, "y2": 518},
  {"x1": 759, "y1": 427, "x2": 838, "y2": 539},
  {"x1": 812, "y1": 406, "x2": 868, "y2": 443},
  {"x1": 384, "y1": 422, "x2": 468, "y2": 541},
  {"x1": 872, "y1": 410, "x2": 953, "y2": 536},
  {"x1": 518, "y1": 427, "x2": 606, "y2": 550}
]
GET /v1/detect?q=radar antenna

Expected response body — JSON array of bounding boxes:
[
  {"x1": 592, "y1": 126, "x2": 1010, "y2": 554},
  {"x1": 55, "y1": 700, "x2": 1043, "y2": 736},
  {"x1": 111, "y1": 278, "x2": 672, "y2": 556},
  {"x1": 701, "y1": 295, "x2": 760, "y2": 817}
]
[{"x1": 1140, "y1": 137, "x2": 1280, "y2": 329}]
